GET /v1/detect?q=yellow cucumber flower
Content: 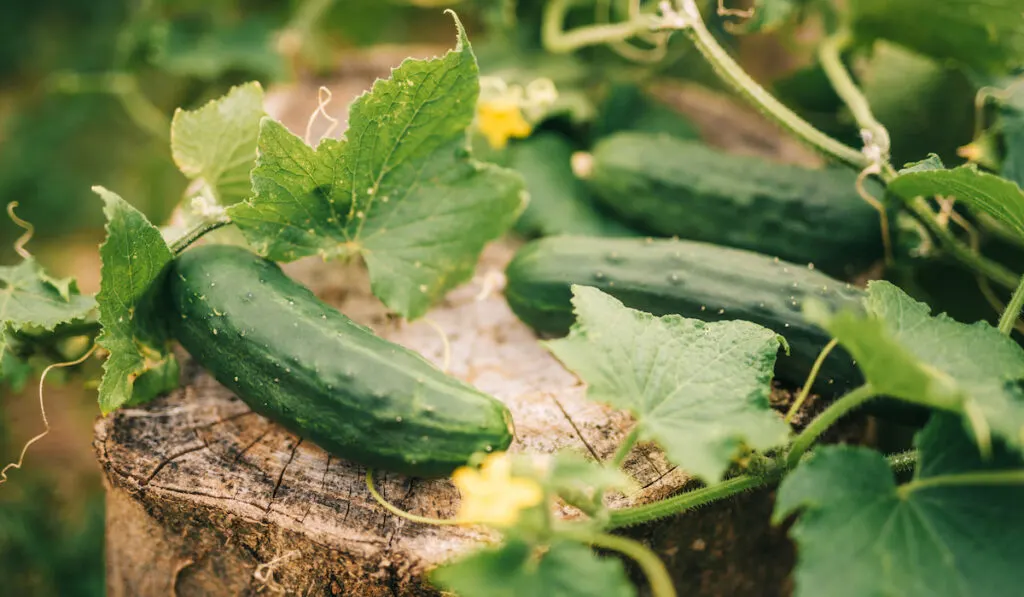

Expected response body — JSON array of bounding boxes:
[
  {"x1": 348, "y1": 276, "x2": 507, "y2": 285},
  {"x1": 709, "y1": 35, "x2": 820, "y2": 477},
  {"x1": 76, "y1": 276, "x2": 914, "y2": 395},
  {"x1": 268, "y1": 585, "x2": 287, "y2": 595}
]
[
  {"x1": 452, "y1": 452, "x2": 543, "y2": 527},
  {"x1": 476, "y1": 99, "x2": 533, "y2": 150}
]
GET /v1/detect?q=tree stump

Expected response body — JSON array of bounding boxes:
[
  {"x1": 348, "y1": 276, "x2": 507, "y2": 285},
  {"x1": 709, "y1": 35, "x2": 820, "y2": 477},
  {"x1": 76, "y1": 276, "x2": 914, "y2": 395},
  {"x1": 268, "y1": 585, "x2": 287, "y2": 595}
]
[{"x1": 93, "y1": 54, "x2": 836, "y2": 596}]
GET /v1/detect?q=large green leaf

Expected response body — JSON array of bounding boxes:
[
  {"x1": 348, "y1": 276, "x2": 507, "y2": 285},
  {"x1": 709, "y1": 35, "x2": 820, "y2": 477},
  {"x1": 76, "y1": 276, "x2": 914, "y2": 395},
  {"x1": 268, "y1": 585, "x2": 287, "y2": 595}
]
[
  {"x1": 152, "y1": 18, "x2": 285, "y2": 81},
  {"x1": 94, "y1": 187, "x2": 179, "y2": 414},
  {"x1": 775, "y1": 414, "x2": 1024, "y2": 597},
  {"x1": 850, "y1": 0, "x2": 1024, "y2": 73},
  {"x1": 0, "y1": 258, "x2": 96, "y2": 386},
  {"x1": 545, "y1": 286, "x2": 789, "y2": 482},
  {"x1": 229, "y1": 15, "x2": 525, "y2": 319},
  {"x1": 431, "y1": 539, "x2": 635, "y2": 597},
  {"x1": 889, "y1": 158, "x2": 1024, "y2": 242},
  {"x1": 170, "y1": 82, "x2": 265, "y2": 205},
  {"x1": 805, "y1": 281, "x2": 1024, "y2": 453}
]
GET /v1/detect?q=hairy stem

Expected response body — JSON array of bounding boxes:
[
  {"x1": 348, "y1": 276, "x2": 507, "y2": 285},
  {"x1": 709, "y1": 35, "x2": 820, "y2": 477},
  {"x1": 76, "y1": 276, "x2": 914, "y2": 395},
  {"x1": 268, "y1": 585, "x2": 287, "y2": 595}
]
[
  {"x1": 817, "y1": 31, "x2": 891, "y2": 164},
  {"x1": 898, "y1": 469, "x2": 1024, "y2": 496},
  {"x1": 787, "y1": 383, "x2": 875, "y2": 468},
  {"x1": 887, "y1": 450, "x2": 918, "y2": 474},
  {"x1": 543, "y1": 0, "x2": 659, "y2": 53},
  {"x1": 668, "y1": 0, "x2": 867, "y2": 169},
  {"x1": 169, "y1": 216, "x2": 232, "y2": 254},
  {"x1": 607, "y1": 474, "x2": 766, "y2": 529},
  {"x1": 785, "y1": 338, "x2": 838, "y2": 423},
  {"x1": 998, "y1": 274, "x2": 1024, "y2": 335},
  {"x1": 570, "y1": 532, "x2": 677, "y2": 597}
]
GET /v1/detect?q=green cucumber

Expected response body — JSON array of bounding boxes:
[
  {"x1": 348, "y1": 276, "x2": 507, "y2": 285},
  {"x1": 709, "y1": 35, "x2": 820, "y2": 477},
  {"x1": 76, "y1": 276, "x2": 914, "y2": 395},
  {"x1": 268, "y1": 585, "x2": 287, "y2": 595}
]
[
  {"x1": 587, "y1": 132, "x2": 884, "y2": 277},
  {"x1": 508, "y1": 133, "x2": 640, "y2": 238},
  {"x1": 168, "y1": 245, "x2": 513, "y2": 477},
  {"x1": 505, "y1": 236, "x2": 864, "y2": 395}
]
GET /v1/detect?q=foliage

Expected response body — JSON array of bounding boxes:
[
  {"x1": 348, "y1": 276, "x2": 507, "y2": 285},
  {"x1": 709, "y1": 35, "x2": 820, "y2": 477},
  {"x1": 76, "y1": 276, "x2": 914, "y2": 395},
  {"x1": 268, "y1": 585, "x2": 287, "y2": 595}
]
[{"x1": 229, "y1": 16, "x2": 525, "y2": 319}]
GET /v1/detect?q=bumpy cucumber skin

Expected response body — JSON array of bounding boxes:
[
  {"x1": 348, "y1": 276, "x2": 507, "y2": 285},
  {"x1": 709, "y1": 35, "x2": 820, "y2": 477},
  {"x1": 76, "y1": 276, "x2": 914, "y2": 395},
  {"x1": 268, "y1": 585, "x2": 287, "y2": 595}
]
[
  {"x1": 588, "y1": 133, "x2": 884, "y2": 277},
  {"x1": 508, "y1": 133, "x2": 640, "y2": 239},
  {"x1": 505, "y1": 236, "x2": 865, "y2": 395},
  {"x1": 168, "y1": 245, "x2": 513, "y2": 477}
]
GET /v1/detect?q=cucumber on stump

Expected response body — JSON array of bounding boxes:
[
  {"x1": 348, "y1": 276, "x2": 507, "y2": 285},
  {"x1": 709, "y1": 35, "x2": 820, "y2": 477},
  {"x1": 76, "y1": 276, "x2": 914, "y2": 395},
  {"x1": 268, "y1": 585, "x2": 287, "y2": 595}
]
[{"x1": 167, "y1": 244, "x2": 514, "y2": 477}]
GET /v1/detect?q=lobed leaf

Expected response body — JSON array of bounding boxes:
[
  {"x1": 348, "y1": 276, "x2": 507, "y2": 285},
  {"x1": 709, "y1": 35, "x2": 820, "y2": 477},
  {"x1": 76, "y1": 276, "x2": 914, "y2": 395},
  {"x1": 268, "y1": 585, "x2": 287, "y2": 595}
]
[
  {"x1": 775, "y1": 414, "x2": 1024, "y2": 597},
  {"x1": 431, "y1": 539, "x2": 635, "y2": 597},
  {"x1": 806, "y1": 281, "x2": 1024, "y2": 453},
  {"x1": 229, "y1": 14, "x2": 525, "y2": 319},
  {"x1": 545, "y1": 286, "x2": 789, "y2": 482},
  {"x1": 170, "y1": 82, "x2": 265, "y2": 205},
  {"x1": 889, "y1": 157, "x2": 1024, "y2": 241},
  {"x1": 94, "y1": 187, "x2": 179, "y2": 414}
]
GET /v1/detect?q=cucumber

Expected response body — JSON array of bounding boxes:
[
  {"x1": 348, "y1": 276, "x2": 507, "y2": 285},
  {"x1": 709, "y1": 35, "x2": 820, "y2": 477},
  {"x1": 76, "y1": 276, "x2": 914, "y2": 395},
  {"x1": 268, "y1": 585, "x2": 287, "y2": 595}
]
[
  {"x1": 505, "y1": 236, "x2": 865, "y2": 395},
  {"x1": 168, "y1": 245, "x2": 513, "y2": 477},
  {"x1": 508, "y1": 133, "x2": 640, "y2": 238},
  {"x1": 587, "y1": 133, "x2": 884, "y2": 277}
]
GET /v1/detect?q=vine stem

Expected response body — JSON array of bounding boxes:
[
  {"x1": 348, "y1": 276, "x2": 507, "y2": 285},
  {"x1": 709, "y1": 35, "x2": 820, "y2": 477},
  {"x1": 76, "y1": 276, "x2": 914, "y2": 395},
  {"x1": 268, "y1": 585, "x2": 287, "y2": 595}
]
[
  {"x1": 542, "y1": 0, "x2": 660, "y2": 53},
  {"x1": 607, "y1": 474, "x2": 765, "y2": 529},
  {"x1": 817, "y1": 31, "x2": 891, "y2": 167},
  {"x1": 785, "y1": 338, "x2": 838, "y2": 423},
  {"x1": 365, "y1": 469, "x2": 461, "y2": 526},
  {"x1": 566, "y1": 531, "x2": 677, "y2": 597},
  {"x1": 898, "y1": 469, "x2": 1024, "y2": 496},
  {"x1": 169, "y1": 216, "x2": 232, "y2": 254},
  {"x1": 997, "y1": 274, "x2": 1024, "y2": 335},
  {"x1": 664, "y1": 0, "x2": 868, "y2": 169},
  {"x1": 787, "y1": 383, "x2": 875, "y2": 468},
  {"x1": 611, "y1": 426, "x2": 641, "y2": 468}
]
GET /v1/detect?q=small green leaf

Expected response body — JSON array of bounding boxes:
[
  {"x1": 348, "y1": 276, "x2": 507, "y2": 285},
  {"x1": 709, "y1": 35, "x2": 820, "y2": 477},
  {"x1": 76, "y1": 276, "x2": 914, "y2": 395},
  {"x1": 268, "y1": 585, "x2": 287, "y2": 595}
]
[
  {"x1": 94, "y1": 186, "x2": 178, "y2": 414},
  {"x1": 889, "y1": 160, "x2": 1024, "y2": 241},
  {"x1": 170, "y1": 82, "x2": 265, "y2": 205},
  {"x1": 805, "y1": 281, "x2": 1024, "y2": 453},
  {"x1": 850, "y1": 0, "x2": 1024, "y2": 73},
  {"x1": 431, "y1": 539, "x2": 635, "y2": 597},
  {"x1": 229, "y1": 14, "x2": 525, "y2": 319},
  {"x1": 0, "y1": 255, "x2": 96, "y2": 388},
  {"x1": 545, "y1": 286, "x2": 789, "y2": 482},
  {"x1": 775, "y1": 414, "x2": 1024, "y2": 597},
  {"x1": 0, "y1": 259, "x2": 95, "y2": 331}
]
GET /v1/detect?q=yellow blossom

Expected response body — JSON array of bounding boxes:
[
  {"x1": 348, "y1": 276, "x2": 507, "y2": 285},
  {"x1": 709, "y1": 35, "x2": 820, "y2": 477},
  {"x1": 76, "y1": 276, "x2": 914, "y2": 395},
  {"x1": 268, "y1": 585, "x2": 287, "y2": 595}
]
[
  {"x1": 452, "y1": 452, "x2": 544, "y2": 527},
  {"x1": 477, "y1": 100, "x2": 532, "y2": 149}
]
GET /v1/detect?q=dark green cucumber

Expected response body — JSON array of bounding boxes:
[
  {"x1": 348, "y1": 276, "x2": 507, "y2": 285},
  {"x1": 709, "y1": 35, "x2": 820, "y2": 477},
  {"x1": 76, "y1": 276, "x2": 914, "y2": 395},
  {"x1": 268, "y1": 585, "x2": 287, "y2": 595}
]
[
  {"x1": 587, "y1": 132, "x2": 884, "y2": 277},
  {"x1": 506, "y1": 133, "x2": 640, "y2": 238},
  {"x1": 168, "y1": 245, "x2": 513, "y2": 477},
  {"x1": 505, "y1": 236, "x2": 864, "y2": 395}
]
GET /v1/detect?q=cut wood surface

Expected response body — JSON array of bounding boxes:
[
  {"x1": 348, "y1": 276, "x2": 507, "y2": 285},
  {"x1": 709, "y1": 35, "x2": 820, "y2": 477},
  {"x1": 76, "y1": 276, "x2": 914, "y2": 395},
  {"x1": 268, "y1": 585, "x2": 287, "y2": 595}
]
[{"x1": 95, "y1": 49, "x2": 835, "y2": 596}]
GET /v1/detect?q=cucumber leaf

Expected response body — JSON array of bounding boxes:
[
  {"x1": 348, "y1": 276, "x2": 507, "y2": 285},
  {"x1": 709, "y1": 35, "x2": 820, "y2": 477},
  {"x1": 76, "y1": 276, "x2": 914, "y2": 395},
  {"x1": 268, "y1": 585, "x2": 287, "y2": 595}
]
[
  {"x1": 431, "y1": 539, "x2": 635, "y2": 597},
  {"x1": 775, "y1": 414, "x2": 1024, "y2": 597},
  {"x1": 850, "y1": 0, "x2": 1024, "y2": 73},
  {"x1": 0, "y1": 258, "x2": 95, "y2": 387},
  {"x1": 888, "y1": 158, "x2": 1024, "y2": 242},
  {"x1": 170, "y1": 82, "x2": 265, "y2": 205},
  {"x1": 545, "y1": 286, "x2": 789, "y2": 482},
  {"x1": 94, "y1": 187, "x2": 179, "y2": 414},
  {"x1": 805, "y1": 281, "x2": 1024, "y2": 454},
  {"x1": 152, "y1": 18, "x2": 285, "y2": 81},
  {"x1": 229, "y1": 14, "x2": 525, "y2": 320}
]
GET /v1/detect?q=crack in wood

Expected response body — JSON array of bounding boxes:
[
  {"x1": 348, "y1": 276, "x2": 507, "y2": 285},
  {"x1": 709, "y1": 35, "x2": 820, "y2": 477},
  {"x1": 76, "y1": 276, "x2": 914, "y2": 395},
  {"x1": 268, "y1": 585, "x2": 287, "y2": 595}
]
[
  {"x1": 231, "y1": 428, "x2": 274, "y2": 464},
  {"x1": 300, "y1": 454, "x2": 332, "y2": 524},
  {"x1": 267, "y1": 438, "x2": 303, "y2": 513},
  {"x1": 548, "y1": 391, "x2": 602, "y2": 461},
  {"x1": 142, "y1": 443, "x2": 210, "y2": 485}
]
